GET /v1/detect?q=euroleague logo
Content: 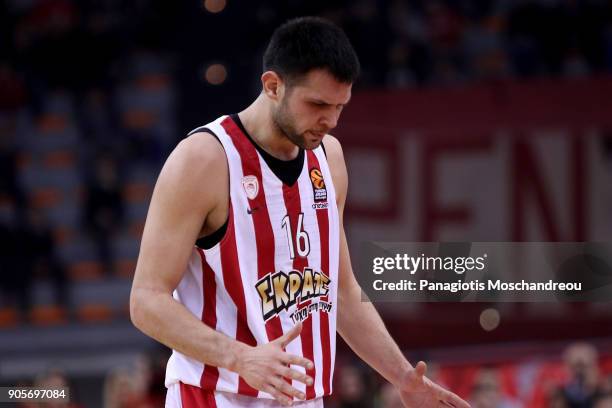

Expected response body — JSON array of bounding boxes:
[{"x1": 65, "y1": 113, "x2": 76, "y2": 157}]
[
  {"x1": 310, "y1": 168, "x2": 325, "y2": 189},
  {"x1": 309, "y1": 167, "x2": 328, "y2": 210}
]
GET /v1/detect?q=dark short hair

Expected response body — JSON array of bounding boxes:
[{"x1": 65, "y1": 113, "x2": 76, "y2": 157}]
[{"x1": 263, "y1": 17, "x2": 360, "y2": 85}]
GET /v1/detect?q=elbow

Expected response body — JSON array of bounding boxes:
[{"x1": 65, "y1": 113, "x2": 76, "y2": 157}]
[{"x1": 129, "y1": 288, "x2": 147, "y2": 332}]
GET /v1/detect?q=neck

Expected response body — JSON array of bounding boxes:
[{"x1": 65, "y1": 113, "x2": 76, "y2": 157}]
[{"x1": 238, "y1": 94, "x2": 300, "y2": 161}]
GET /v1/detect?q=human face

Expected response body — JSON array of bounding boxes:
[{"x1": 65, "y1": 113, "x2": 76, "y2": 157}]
[{"x1": 272, "y1": 69, "x2": 352, "y2": 150}]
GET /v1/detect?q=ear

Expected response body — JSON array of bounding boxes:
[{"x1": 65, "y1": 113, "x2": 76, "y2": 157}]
[{"x1": 261, "y1": 71, "x2": 284, "y2": 101}]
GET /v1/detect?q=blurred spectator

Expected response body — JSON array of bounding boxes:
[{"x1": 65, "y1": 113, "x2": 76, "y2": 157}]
[
  {"x1": 15, "y1": 0, "x2": 83, "y2": 113},
  {"x1": 386, "y1": 42, "x2": 417, "y2": 88},
  {"x1": 426, "y1": 1, "x2": 468, "y2": 85},
  {"x1": 23, "y1": 209, "x2": 69, "y2": 310},
  {"x1": 336, "y1": 363, "x2": 376, "y2": 407},
  {"x1": 555, "y1": 343, "x2": 605, "y2": 408},
  {"x1": 462, "y1": 14, "x2": 510, "y2": 81},
  {"x1": 0, "y1": 113, "x2": 27, "y2": 222},
  {"x1": 470, "y1": 368, "x2": 521, "y2": 408},
  {"x1": 103, "y1": 368, "x2": 134, "y2": 408},
  {"x1": 31, "y1": 368, "x2": 83, "y2": 408},
  {"x1": 562, "y1": 47, "x2": 590, "y2": 78},
  {"x1": 0, "y1": 200, "x2": 34, "y2": 315},
  {"x1": 0, "y1": 203, "x2": 69, "y2": 316},
  {"x1": 103, "y1": 354, "x2": 157, "y2": 408},
  {"x1": 80, "y1": 89, "x2": 121, "y2": 154},
  {"x1": 83, "y1": 154, "x2": 124, "y2": 275},
  {"x1": 386, "y1": 0, "x2": 431, "y2": 84},
  {"x1": 147, "y1": 348, "x2": 171, "y2": 406}
]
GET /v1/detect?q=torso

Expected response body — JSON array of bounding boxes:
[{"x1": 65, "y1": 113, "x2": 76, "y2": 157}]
[{"x1": 165, "y1": 114, "x2": 340, "y2": 400}]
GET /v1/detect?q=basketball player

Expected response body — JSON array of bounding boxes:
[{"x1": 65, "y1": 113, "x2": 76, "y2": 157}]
[{"x1": 130, "y1": 17, "x2": 470, "y2": 408}]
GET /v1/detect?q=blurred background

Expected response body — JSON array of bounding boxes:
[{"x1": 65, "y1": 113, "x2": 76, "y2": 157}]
[{"x1": 1, "y1": 0, "x2": 612, "y2": 407}]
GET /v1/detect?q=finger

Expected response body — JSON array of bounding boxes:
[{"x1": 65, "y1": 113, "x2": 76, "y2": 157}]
[
  {"x1": 414, "y1": 361, "x2": 427, "y2": 379},
  {"x1": 440, "y1": 390, "x2": 470, "y2": 408},
  {"x1": 262, "y1": 383, "x2": 293, "y2": 406},
  {"x1": 278, "y1": 365, "x2": 314, "y2": 386},
  {"x1": 279, "y1": 351, "x2": 314, "y2": 370},
  {"x1": 275, "y1": 323, "x2": 303, "y2": 348},
  {"x1": 272, "y1": 376, "x2": 306, "y2": 400}
]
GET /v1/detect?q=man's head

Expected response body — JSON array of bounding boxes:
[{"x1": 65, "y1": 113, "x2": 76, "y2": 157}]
[
  {"x1": 564, "y1": 342, "x2": 599, "y2": 381},
  {"x1": 261, "y1": 17, "x2": 360, "y2": 150}
]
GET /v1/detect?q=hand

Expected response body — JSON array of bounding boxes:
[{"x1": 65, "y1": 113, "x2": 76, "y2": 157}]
[
  {"x1": 398, "y1": 361, "x2": 470, "y2": 408},
  {"x1": 231, "y1": 323, "x2": 314, "y2": 406}
]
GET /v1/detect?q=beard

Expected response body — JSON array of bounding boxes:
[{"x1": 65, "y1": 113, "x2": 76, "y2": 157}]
[{"x1": 272, "y1": 97, "x2": 323, "y2": 151}]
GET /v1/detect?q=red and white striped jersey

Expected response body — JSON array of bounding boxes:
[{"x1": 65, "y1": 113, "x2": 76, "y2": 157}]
[{"x1": 165, "y1": 114, "x2": 340, "y2": 401}]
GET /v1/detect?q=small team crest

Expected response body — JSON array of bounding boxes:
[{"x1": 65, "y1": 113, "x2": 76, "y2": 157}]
[
  {"x1": 242, "y1": 175, "x2": 259, "y2": 200},
  {"x1": 309, "y1": 167, "x2": 328, "y2": 207}
]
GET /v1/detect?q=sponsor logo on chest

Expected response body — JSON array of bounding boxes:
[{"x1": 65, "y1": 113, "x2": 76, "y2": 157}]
[
  {"x1": 309, "y1": 167, "x2": 329, "y2": 210},
  {"x1": 256, "y1": 267, "x2": 333, "y2": 323}
]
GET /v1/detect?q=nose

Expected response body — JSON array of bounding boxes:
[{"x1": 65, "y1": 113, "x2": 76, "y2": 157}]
[{"x1": 320, "y1": 110, "x2": 339, "y2": 130}]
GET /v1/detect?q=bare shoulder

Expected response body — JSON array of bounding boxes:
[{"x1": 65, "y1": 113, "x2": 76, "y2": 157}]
[
  {"x1": 322, "y1": 134, "x2": 348, "y2": 208},
  {"x1": 168, "y1": 131, "x2": 226, "y2": 178},
  {"x1": 152, "y1": 131, "x2": 228, "y2": 216},
  {"x1": 322, "y1": 134, "x2": 344, "y2": 160},
  {"x1": 321, "y1": 134, "x2": 347, "y2": 175}
]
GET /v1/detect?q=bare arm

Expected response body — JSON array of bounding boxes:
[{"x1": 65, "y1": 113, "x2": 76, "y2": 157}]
[
  {"x1": 130, "y1": 134, "x2": 237, "y2": 367},
  {"x1": 322, "y1": 135, "x2": 411, "y2": 383},
  {"x1": 130, "y1": 133, "x2": 312, "y2": 405},
  {"x1": 323, "y1": 135, "x2": 469, "y2": 408}
]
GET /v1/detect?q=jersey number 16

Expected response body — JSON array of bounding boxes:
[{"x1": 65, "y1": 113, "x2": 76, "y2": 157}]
[{"x1": 281, "y1": 213, "x2": 310, "y2": 259}]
